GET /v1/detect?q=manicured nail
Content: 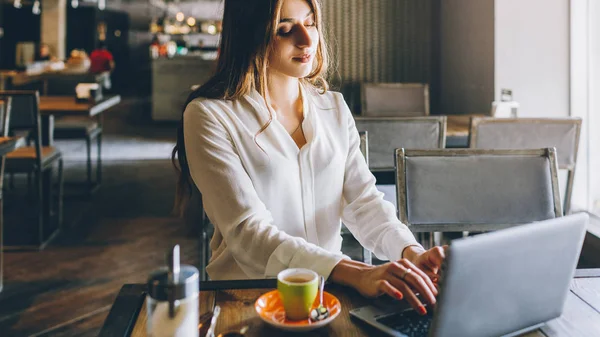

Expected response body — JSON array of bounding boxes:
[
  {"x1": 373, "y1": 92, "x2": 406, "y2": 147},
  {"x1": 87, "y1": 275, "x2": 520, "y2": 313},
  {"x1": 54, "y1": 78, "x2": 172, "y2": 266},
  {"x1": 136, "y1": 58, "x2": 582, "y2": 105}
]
[
  {"x1": 418, "y1": 305, "x2": 427, "y2": 315},
  {"x1": 395, "y1": 291, "x2": 403, "y2": 300}
]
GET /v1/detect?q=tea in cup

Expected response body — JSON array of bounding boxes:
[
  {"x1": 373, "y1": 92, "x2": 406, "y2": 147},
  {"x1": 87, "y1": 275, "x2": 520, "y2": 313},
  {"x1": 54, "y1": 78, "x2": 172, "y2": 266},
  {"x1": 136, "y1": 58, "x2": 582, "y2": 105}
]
[{"x1": 277, "y1": 268, "x2": 318, "y2": 320}]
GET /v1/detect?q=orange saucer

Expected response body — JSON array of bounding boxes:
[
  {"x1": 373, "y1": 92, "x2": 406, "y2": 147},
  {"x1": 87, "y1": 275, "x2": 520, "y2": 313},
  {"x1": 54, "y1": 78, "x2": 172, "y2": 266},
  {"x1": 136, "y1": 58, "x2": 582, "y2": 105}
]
[{"x1": 254, "y1": 290, "x2": 341, "y2": 332}]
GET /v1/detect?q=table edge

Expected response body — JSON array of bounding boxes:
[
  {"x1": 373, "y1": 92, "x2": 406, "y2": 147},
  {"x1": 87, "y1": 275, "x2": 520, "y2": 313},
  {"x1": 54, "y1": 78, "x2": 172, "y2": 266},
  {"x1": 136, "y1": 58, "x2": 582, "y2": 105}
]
[
  {"x1": 98, "y1": 284, "x2": 147, "y2": 337},
  {"x1": 99, "y1": 269, "x2": 600, "y2": 337}
]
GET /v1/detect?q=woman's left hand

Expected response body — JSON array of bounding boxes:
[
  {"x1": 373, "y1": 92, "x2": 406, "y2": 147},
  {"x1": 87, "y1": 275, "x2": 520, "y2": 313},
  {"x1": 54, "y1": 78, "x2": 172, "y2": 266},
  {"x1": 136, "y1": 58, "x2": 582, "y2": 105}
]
[{"x1": 403, "y1": 246, "x2": 447, "y2": 283}]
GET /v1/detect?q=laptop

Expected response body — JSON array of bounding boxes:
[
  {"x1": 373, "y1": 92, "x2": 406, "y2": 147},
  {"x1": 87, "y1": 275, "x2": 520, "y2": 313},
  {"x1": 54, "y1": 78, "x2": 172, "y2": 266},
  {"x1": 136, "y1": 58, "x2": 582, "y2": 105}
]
[{"x1": 350, "y1": 213, "x2": 588, "y2": 337}]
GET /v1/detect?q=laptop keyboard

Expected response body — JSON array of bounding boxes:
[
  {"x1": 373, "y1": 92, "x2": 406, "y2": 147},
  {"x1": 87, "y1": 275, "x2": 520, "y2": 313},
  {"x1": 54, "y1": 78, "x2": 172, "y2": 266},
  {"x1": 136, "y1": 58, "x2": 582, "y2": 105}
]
[{"x1": 376, "y1": 309, "x2": 433, "y2": 337}]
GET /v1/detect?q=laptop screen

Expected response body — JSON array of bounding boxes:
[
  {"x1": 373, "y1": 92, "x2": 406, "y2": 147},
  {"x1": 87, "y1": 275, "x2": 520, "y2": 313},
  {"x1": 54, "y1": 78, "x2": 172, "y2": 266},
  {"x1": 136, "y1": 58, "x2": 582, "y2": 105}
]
[{"x1": 430, "y1": 213, "x2": 587, "y2": 337}]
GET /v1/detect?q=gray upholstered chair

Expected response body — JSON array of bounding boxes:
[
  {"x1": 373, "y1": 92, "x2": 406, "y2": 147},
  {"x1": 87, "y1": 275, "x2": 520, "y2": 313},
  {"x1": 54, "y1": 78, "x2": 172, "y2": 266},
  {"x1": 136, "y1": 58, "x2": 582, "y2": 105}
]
[
  {"x1": 469, "y1": 117, "x2": 582, "y2": 214},
  {"x1": 354, "y1": 116, "x2": 446, "y2": 171},
  {"x1": 355, "y1": 116, "x2": 446, "y2": 209},
  {"x1": 360, "y1": 83, "x2": 430, "y2": 117},
  {"x1": 342, "y1": 131, "x2": 372, "y2": 264},
  {"x1": 395, "y1": 148, "x2": 562, "y2": 245}
]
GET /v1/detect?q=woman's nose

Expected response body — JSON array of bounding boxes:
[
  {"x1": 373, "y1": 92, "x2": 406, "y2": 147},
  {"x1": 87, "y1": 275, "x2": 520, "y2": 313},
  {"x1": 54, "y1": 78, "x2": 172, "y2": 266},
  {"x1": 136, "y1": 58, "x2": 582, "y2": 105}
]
[{"x1": 294, "y1": 24, "x2": 312, "y2": 48}]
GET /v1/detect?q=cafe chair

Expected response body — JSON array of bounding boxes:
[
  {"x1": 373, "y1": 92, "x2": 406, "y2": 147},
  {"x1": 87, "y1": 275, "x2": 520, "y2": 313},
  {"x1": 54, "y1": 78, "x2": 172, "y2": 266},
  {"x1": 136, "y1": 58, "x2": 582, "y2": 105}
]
[
  {"x1": 1, "y1": 90, "x2": 64, "y2": 250},
  {"x1": 44, "y1": 76, "x2": 105, "y2": 195},
  {"x1": 354, "y1": 116, "x2": 446, "y2": 172},
  {"x1": 185, "y1": 183, "x2": 211, "y2": 281},
  {"x1": 469, "y1": 117, "x2": 582, "y2": 214},
  {"x1": 360, "y1": 83, "x2": 430, "y2": 117},
  {"x1": 395, "y1": 148, "x2": 562, "y2": 248},
  {"x1": 341, "y1": 131, "x2": 372, "y2": 264},
  {"x1": 355, "y1": 116, "x2": 446, "y2": 220},
  {"x1": 53, "y1": 115, "x2": 102, "y2": 195}
]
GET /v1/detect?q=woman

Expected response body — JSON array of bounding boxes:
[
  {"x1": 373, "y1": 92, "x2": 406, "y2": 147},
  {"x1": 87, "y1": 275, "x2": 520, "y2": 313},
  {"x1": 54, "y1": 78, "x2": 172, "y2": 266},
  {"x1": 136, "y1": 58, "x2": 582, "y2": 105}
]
[{"x1": 172, "y1": 0, "x2": 444, "y2": 315}]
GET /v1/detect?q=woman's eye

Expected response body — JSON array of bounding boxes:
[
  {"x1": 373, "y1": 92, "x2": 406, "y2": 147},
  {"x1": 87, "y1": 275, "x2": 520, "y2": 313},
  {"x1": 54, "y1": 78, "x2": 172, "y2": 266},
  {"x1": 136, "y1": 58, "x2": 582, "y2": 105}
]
[{"x1": 278, "y1": 28, "x2": 292, "y2": 36}]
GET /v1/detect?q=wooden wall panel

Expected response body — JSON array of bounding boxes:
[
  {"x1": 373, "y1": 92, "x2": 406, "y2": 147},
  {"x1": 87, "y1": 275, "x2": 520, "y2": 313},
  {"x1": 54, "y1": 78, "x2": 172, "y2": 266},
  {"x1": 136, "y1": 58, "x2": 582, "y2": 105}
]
[{"x1": 322, "y1": 0, "x2": 440, "y2": 114}]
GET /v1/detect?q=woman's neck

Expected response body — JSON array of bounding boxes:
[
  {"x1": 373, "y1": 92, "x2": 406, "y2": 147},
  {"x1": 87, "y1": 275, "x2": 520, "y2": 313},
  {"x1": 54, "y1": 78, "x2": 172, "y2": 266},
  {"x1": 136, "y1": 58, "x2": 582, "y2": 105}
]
[{"x1": 266, "y1": 72, "x2": 301, "y2": 117}]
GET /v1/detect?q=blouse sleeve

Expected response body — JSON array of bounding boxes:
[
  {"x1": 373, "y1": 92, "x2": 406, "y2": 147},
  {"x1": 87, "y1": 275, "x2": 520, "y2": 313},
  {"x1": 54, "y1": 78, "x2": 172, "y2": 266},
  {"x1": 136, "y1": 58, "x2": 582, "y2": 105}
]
[
  {"x1": 335, "y1": 93, "x2": 423, "y2": 261},
  {"x1": 183, "y1": 100, "x2": 348, "y2": 279}
]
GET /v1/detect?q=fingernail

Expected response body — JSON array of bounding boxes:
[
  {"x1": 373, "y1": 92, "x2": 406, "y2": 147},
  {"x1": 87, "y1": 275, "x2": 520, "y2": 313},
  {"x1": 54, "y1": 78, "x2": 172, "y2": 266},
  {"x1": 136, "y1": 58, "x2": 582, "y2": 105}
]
[
  {"x1": 418, "y1": 305, "x2": 427, "y2": 315},
  {"x1": 432, "y1": 277, "x2": 438, "y2": 282},
  {"x1": 395, "y1": 291, "x2": 403, "y2": 300}
]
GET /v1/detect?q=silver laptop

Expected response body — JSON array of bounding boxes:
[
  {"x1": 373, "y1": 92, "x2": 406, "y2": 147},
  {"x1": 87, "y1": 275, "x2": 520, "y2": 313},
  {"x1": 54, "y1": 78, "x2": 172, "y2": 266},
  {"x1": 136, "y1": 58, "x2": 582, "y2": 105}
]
[{"x1": 350, "y1": 213, "x2": 588, "y2": 337}]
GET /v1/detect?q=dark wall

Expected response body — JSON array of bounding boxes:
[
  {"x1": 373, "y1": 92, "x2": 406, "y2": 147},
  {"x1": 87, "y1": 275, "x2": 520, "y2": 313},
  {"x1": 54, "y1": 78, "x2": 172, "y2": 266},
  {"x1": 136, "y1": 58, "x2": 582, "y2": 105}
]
[
  {"x1": 0, "y1": 4, "x2": 41, "y2": 69},
  {"x1": 102, "y1": 2, "x2": 158, "y2": 98},
  {"x1": 67, "y1": 7, "x2": 130, "y2": 94}
]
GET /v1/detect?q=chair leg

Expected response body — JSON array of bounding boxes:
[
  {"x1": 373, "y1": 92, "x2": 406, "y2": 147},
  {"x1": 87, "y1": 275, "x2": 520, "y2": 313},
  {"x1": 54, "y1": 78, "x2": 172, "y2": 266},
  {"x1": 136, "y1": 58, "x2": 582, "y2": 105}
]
[
  {"x1": 56, "y1": 159, "x2": 64, "y2": 228},
  {"x1": 0, "y1": 192, "x2": 3, "y2": 293},
  {"x1": 200, "y1": 229, "x2": 208, "y2": 282},
  {"x1": 362, "y1": 248, "x2": 372, "y2": 265},
  {"x1": 86, "y1": 136, "x2": 93, "y2": 191},
  {"x1": 97, "y1": 133, "x2": 102, "y2": 185},
  {"x1": 37, "y1": 170, "x2": 45, "y2": 250},
  {"x1": 0, "y1": 157, "x2": 5, "y2": 293},
  {"x1": 201, "y1": 211, "x2": 211, "y2": 281},
  {"x1": 564, "y1": 170, "x2": 575, "y2": 215}
]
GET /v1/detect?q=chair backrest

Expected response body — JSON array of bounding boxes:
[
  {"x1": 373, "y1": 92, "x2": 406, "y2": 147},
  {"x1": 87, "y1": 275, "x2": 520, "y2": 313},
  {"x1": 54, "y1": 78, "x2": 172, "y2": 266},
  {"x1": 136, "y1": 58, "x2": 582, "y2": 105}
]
[
  {"x1": 0, "y1": 90, "x2": 43, "y2": 164},
  {"x1": 358, "y1": 131, "x2": 368, "y2": 166},
  {"x1": 361, "y1": 83, "x2": 430, "y2": 117},
  {"x1": 0, "y1": 90, "x2": 41, "y2": 131},
  {"x1": 355, "y1": 116, "x2": 446, "y2": 170},
  {"x1": 45, "y1": 73, "x2": 104, "y2": 96},
  {"x1": 469, "y1": 117, "x2": 581, "y2": 170},
  {"x1": 0, "y1": 98, "x2": 12, "y2": 137},
  {"x1": 357, "y1": 130, "x2": 372, "y2": 264},
  {"x1": 395, "y1": 148, "x2": 562, "y2": 233},
  {"x1": 469, "y1": 117, "x2": 582, "y2": 214}
]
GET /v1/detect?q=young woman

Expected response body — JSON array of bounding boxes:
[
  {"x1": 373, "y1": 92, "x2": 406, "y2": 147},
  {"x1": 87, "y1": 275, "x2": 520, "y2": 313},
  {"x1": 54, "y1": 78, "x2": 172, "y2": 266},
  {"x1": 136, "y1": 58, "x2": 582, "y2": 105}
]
[{"x1": 173, "y1": 0, "x2": 444, "y2": 315}]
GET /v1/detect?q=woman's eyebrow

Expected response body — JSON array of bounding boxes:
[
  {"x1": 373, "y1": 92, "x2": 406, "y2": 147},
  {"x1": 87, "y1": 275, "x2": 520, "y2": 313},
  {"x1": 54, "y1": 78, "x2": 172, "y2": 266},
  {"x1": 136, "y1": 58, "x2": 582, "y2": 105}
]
[{"x1": 279, "y1": 11, "x2": 314, "y2": 23}]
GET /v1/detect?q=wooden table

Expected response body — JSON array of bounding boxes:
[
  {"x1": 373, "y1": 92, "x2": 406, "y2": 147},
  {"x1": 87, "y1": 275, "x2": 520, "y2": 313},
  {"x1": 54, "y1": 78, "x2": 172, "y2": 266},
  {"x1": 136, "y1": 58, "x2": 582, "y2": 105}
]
[
  {"x1": 99, "y1": 269, "x2": 600, "y2": 337},
  {"x1": 0, "y1": 136, "x2": 22, "y2": 293},
  {"x1": 38, "y1": 95, "x2": 121, "y2": 146}
]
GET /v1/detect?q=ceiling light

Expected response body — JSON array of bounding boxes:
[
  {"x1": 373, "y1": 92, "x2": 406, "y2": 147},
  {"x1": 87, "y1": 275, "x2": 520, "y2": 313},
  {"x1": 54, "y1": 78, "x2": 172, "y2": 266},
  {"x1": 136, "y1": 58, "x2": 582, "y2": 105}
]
[
  {"x1": 186, "y1": 17, "x2": 196, "y2": 27},
  {"x1": 71, "y1": 0, "x2": 79, "y2": 8},
  {"x1": 13, "y1": 0, "x2": 22, "y2": 9},
  {"x1": 176, "y1": 12, "x2": 185, "y2": 22},
  {"x1": 32, "y1": 0, "x2": 40, "y2": 14},
  {"x1": 207, "y1": 24, "x2": 217, "y2": 35}
]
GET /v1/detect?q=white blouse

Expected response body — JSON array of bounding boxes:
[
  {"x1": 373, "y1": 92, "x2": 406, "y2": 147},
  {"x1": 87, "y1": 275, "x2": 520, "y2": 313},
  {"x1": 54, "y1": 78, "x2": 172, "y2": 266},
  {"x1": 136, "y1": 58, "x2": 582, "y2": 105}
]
[{"x1": 183, "y1": 84, "x2": 421, "y2": 280}]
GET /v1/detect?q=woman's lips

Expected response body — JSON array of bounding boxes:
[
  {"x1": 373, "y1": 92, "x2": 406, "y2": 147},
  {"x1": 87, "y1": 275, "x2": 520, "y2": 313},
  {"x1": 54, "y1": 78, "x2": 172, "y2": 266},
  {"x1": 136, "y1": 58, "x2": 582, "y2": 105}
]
[{"x1": 293, "y1": 54, "x2": 313, "y2": 63}]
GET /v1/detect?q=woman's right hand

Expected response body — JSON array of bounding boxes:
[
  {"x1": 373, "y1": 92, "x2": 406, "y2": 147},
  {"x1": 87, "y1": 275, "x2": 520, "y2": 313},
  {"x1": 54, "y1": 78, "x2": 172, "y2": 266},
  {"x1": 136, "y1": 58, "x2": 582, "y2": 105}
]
[{"x1": 330, "y1": 258, "x2": 438, "y2": 315}]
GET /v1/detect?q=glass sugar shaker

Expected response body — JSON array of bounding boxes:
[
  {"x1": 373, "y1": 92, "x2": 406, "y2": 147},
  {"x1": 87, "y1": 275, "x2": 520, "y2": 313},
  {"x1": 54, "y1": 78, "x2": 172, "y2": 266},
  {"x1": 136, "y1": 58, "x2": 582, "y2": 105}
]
[{"x1": 147, "y1": 245, "x2": 199, "y2": 337}]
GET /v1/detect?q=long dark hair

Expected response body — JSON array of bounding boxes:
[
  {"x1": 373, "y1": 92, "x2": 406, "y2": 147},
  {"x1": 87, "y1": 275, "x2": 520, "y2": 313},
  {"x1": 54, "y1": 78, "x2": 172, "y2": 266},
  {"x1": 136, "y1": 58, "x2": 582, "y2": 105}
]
[{"x1": 171, "y1": 0, "x2": 330, "y2": 216}]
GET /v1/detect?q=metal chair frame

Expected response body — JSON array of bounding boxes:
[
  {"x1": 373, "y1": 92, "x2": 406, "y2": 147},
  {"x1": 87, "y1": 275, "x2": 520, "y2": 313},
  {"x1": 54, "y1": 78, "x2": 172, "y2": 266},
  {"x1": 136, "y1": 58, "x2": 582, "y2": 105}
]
[
  {"x1": 469, "y1": 117, "x2": 582, "y2": 214},
  {"x1": 354, "y1": 116, "x2": 447, "y2": 172},
  {"x1": 395, "y1": 148, "x2": 563, "y2": 236},
  {"x1": 1, "y1": 90, "x2": 64, "y2": 250},
  {"x1": 0, "y1": 98, "x2": 11, "y2": 292}
]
